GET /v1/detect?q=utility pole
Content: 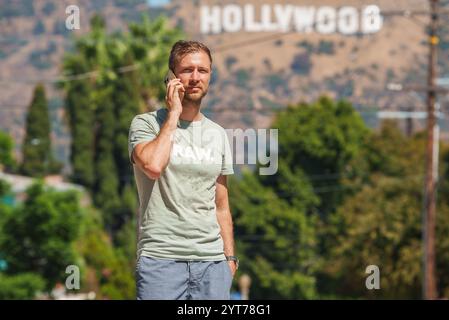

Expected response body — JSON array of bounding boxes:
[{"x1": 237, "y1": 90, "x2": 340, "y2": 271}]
[
  {"x1": 386, "y1": 1, "x2": 449, "y2": 299},
  {"x1": 423, "y1": 0, "x2": 439, "y2": 300}
]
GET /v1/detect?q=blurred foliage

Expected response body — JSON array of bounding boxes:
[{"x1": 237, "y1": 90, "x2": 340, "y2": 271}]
[
  {"x1": 33, "y1": 20, "x2": 45, "y2": 35},
  {"x1": 0, "y1": 273, "x2": 46, "y2": 300},
  {"x1": 230, "y1": 172, "x2": 318, "y2": 299},
  {"x1": 317, "y1": 40, "x2": 335, "y2": 55},
  {"x1": 21, "y1": 84, "x2": 61, "y2": 176},
  {"x1": 0, "y1": 130, "x2": 16, "y2": 170},
  {"x1": 29, "y1": 42, "x2": 57, "y2": 70},
  {"x1": 320, "y1": 123, "x2": 449, "y2": 298},
  {"x1": 225, "y1": 55, "x2": 238, "y2": 70},
  {"x1": 76, "y1": 207, "x2": 135, "y2": 299},
  {"x1": 264, "y1": 74, "x2": 284, "y2": 92},
  {"x1": 235, "y1": 69, "x2": 250, "y2": 88},
  {"x1": 230, "y1": 98, "x2": 449, "y2": 299},
  {"x1": 3, "y1": 3, "x2": 449, "y2": 299},
  {"x1": 231, "y1": 97, "x2": 368, "y2": 299},
  {"x1": 0, "y1": 180, "x2": 13, "y2": 248},
  {"x1": 0, "y1": 178, "x2": 136, "y2": 299},
  {"x1": 0, "y1": 0, "x2": 34, "y2": 19},
  {"x1": 0, "y1": 182, "x2": 83, "y2": 291},
  {"x1": 295, "y1": 40, "x2": 335, "y2": 55},
  {"x1": 291, "y1": 53, "x2": 312, "y2": 75},
  {"x1": 296, "y1": 40, "x2": 314, "y2": 53},
  {"x1": 53, "y1": 19, "x2": 70, "y2": 36},
  {"x1": 42, "y1": 2, "x2": 55, "y2": 15},
  {"x1": 262, "y1": 97, "x2": 369, "y2": 217}
]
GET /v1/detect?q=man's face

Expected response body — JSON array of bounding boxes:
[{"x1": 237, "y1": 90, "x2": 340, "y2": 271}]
[{"x1": 174, "y1": 51, "x2": 211, "y2": 103}]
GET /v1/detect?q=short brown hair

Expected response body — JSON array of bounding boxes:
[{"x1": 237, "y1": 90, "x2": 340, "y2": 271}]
[{"x1": 169, "y1": 40, "x2": 213, "y2": 71}]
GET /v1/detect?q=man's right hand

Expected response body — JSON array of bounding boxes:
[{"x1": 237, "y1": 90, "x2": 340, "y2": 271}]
[{"x1": 165, "y1": 78, "x2": 185, "y2": 115}]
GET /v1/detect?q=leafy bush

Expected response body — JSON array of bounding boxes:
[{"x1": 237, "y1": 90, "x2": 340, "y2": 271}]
[
  {"x1": 235, "y1": 69, "x2": 250, "y2": 88},
  {"x1": 291, "y1": 53, "x2": 312, "y2": 75},
  {"x1": 317, "y1": 40, "x2": 335, "y2": 55},
  {"x1": 0, "y1": 182, "x2": 83, "y2": 291},
  {"x1": 0, "y1": 0, "x2": 34, "y2": 19},
  {"x1": 33, "y1": 21, "x2": 46, "y2": 35},
  {"x1": 0, "y1": 273, "x2": 46, "y2": 300},
  {"x1": 42, "y1": 2, "x2": 56, "y2": 15}
]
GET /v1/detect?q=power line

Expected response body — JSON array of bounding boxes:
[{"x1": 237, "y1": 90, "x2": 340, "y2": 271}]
[{"x1": 62, "y1": 167, "x2": 425, "y2": 183}]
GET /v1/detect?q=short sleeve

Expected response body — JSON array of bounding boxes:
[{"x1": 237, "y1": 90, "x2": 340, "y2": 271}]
[
  {"x1": 221, "y1": 130, "x2": 234, "y2": 175},
  {"x1": 128, "y1": 114, "x2": 159, "y2": 164}
]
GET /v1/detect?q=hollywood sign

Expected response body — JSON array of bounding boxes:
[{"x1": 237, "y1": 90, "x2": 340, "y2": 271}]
[{"x1": 200, "y1": 4, "x2": 383, "y2": 35}]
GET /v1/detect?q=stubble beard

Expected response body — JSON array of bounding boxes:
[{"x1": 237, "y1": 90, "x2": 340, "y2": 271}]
[{"x1": 184, "y1": 88, "x2": 208, "y2": 104}]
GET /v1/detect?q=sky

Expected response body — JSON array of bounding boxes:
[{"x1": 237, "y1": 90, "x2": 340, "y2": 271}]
[{"x1": 147, "y1": 0, "x2": 171, "y2": 7}]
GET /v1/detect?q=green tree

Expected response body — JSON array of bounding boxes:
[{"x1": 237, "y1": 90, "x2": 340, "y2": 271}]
[
  {"x1": 0, "y1": 180, "x2": 12, "y2": 256},
  {"x1": 262, "y1": 96, "x2": 369, "y2": 217},
  {"x1": 127, "y1": 15, "x2": 184, "y2": 102},
  {"x1": 322, "y1": 123, "x2": 449, "y2": 299},
  {"x1": 325, "y1": 175, "x2": 449, "y2": 299},
  {"x1": 111, "y1": 52, "x2": 140, "y2": 229},
  {"x1": 228, "y1": 97, "x2": 369, "y2": 299},
  {"x1": 0, "y1": 182, "x2": 83, "y2": 290},
  {"x1": 76, "y1": 207, "x2": 135, "y2": 299},
  {"x1": 33, "y1": 20, "x2": 45, "y2": 35},
  {"x1": 0, "y1": 130, "x2": 16, "y2": 170},
  {"x1": 230, "y1": 172, "x2": 318, "y2": 299},
  {"x1": 93, "y1": 88, "x2": 121, "y2": 231},
  {"x1": 113, "y1": 52, "x2": 140, "y2": 192},
  {"x1": 0, "y1": 273, "x2": 46, "y2": 299},
  {"x1": 21, "y1": 84, "x2": 58, "y2": 177},
  {"x1": 63, "y1": 56, "x2": 95, "y2": 189}
]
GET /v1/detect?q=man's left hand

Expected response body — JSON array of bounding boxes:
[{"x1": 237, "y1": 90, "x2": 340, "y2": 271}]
[{"x1": 227, "y1": 261, "x2": 237, "y2": 277}]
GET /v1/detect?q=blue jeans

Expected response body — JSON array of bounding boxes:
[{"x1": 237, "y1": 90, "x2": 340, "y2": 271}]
[{"x1": 136, "y1": 255, "x2": 233, "y2": 300}]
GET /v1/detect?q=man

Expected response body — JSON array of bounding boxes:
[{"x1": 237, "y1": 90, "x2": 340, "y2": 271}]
[{"x1": 128, "y1": 40, "x2": 237, "y2": 300}]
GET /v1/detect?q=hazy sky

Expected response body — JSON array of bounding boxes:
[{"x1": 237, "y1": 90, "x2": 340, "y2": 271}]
[{"x1": 147, "y1": 0, "x2": 171, "y2": 7}]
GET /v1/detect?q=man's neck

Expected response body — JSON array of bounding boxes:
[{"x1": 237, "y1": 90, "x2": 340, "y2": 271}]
[{"x1": 179, "y1": 100, "x2": 203, "y2": 122}]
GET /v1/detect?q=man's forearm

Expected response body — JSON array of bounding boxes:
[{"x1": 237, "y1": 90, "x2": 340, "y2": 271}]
[
  {"x1": 134, "y1": 111, "x2": 180, "y2": 179},
  {"x1": 217, "y1": 208, "x2": 235, "y2": 257}
]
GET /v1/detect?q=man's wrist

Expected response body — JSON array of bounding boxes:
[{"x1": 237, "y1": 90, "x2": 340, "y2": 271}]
[
  {"x1": 165, "y1": 111, "x2": 181, "y2": 131},
  {"x1": 226, "y1": 255, "x2": 239, "y2": 269},
  {"x1": 168, "y1": 109, "x2": 181, "y2": 118}
]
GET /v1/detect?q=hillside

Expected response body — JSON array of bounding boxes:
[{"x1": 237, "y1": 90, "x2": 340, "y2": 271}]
[{"x1": 1, "y1": 0, "x2": 448, "y2": 169}]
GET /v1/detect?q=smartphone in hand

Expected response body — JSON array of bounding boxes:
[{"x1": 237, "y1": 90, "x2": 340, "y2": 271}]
[
  {"x1": 164, "y1": 69, "x2": 184, "y2": 105},
  {"x1": 164, "y1": 69, "x2": 176, "y2": 87}
]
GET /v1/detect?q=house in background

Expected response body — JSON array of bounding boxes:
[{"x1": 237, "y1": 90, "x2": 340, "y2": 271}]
[{"x1": 0, "y1": 170, "x2": 90, "y2": 207}]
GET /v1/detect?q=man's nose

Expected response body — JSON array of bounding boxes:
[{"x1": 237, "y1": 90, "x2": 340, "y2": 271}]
[{"x1": 191, "y1": 69, "x2": 200, "y2": 81}]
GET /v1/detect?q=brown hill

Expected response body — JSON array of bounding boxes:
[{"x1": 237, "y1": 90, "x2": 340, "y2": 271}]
[{"x1": 0, "y1": 0, "x2": 448, "y2": 169}]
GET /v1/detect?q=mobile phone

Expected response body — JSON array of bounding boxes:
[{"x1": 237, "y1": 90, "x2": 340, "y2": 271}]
[{"x1": 164, "y1": 69, "x2": 176, "y2": 87}]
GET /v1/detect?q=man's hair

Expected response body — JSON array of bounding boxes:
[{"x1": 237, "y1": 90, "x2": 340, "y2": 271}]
[{"x1": 169, "y1": 40, "x2": 213, "y2": 71}]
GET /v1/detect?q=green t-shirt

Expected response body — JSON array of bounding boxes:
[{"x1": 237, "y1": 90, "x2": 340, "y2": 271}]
[{"x1": 128, "y1": 108, "x2": 234, "y2": 261}]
